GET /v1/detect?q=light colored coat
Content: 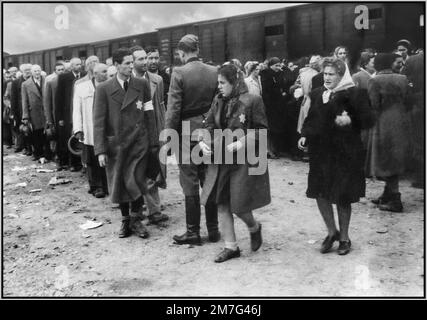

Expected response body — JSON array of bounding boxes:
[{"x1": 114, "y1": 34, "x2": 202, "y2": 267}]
[
  {"x1": 296, "y1": 67, "x2": 318, "y2": 133},
  {"x1": 244, "y1": 76, "x2": 262, "y2": 96},
  {"x1": 73, "y1": 79, "x2": 96, "y2": 146},
  {"x1": 22, "y1": 76, "x2": 46, "y2": 130}
]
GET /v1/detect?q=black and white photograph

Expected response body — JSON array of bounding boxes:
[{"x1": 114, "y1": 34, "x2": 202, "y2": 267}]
[{"x1": 1, "y1": 1, "x2": 425, "y2": 302}]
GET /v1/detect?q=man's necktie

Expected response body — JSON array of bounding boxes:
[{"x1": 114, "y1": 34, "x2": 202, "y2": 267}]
[{"x1": 124, "y1": 80, "x2": 128, "y2": 92}]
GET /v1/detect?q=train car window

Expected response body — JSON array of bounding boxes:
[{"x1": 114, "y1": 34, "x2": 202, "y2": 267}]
[
  {"x1": 56, "y1": 56, "x2": 63, "y2": 61},
  {"x1": 369, "y1": 8, "x2": 382, "y2": 20},
  {"x1": 265, "y1": 25, "x2": 284, "y2": 36},
  {"x1": 79, "y1": 50, "x2": 87, "y2": 58}
]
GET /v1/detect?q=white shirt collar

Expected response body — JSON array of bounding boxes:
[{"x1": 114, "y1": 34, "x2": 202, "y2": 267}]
[{"x1": 116, "y1": 75, "x2": 129, "y2": 90}]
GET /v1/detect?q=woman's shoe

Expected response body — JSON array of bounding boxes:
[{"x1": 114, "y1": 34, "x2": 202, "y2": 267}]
[
  {"x1": 214, "y1": 247, "x2": 240, "y2": 263},
  {"x1": 320, "y1": 231, "x2": 340, "y2": 253},
  {"x1": 250, "y1": 223, "x2": 262, "y2": 251},
  {"x1": 337, "y1": 240, "x2": 352, "y2": 255}
]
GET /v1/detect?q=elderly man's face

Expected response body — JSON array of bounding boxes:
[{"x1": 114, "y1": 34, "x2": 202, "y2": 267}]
[
  {"x1": 94, "y1": 65, "x2": 109, "y2": 83},
  {"x1": 8, "y1": 68, "x2": 17, "y2": 78},
  {"x1": 32, "y1": 66, "x2": 42, "y2": 79},
  {"x1": 147, "y1": 50, "x2": 160, "y2": 72},
  {"x1": 86, "y1": 57, "x2": 100, "y2": 73},
  {"x1": 22, "y1": 67, "x2": 32, "y2": 79},
  {"x1": 133, "y1": 50, "x2": 147, "y2": 74},
  {"x1": 71, "y1": 59, "x2": 82, "y2": 73}
]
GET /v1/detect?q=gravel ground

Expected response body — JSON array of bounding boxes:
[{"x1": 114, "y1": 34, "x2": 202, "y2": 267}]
[{"x1": 2, "y1": 147, "x2": 424, "y2": 297}]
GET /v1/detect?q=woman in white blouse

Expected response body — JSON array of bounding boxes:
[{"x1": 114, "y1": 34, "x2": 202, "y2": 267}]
[{"x1": 244, "y1": 62, "x2": 262, "y2": 96}]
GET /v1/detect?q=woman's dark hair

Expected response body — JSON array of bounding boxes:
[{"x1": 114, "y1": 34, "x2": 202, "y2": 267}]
[
  {"x1": 248, "y1": 62, "x2": 259, "y2": 75},
  {"x1": 374, "y1": 53, "x2": 400, "y2": 72},
  {"x1": 322, "y1": 57, "x2": 346, "y2": 76},
  {"x1": 359, "y1": 52, "x2": 375, "y2": 69},
  {"x1": 218, "y1": 64, "x2": 240, "y2": 85},
  {"x1": 112, "y1": 48, "x2": 132, "y2": 65}
]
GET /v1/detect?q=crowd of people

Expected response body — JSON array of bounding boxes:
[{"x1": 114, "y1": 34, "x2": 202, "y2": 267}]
[{"x1": 2, "y1": 35, "x2": 424, "y2": 262}]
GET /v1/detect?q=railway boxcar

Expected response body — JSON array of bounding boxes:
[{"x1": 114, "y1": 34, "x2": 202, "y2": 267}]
[{"x1": 4, "y1": 3, "x2": 424, "y2": 73}]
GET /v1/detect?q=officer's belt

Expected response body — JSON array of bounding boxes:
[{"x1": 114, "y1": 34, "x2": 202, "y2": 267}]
[{"x1": 181, "y1": 105, "x2": 210, "y2": 120}]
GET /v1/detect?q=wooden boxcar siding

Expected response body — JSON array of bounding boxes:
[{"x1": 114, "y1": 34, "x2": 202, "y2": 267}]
[
  {"x1": 227, "y1": 15, "x2": 265, "y2": 63},
  {"x1": 385, "y1": 3, "x2": 425, "y2": 51},
  {"x1": 287, "y1": 5, "x2": 324, "y2": 59},
  {"x1": 158, "y1": 30, "x2": 172, "y2": 65},
  {"x1": 197, "y1": 20, "x2": 226, "y2": 64},
  {"x1": 264, "y1": 10, "x2": 288, "y2": 59},
  {"x1": 324, "y1": 3, "x2": 386, "y2": 61}
]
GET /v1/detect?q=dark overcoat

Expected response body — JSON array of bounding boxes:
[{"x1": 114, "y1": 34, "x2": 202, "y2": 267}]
[
  {"x1": 365, "y1": 71, "x2": 411, "y2": 177},
  {"x1": 21, "y1": 77, "x2": 46, "y2": 130},
  {"x1": 146, "y1": 72, "x2": 167, "y2": 188},
  {"x1": 93, "y1": 76, "x2": 157, "y2": 204},
  {"x1": 200, "y1": 90, "x2": 271, "y2": 214},
  {"x1": 301, "y1": 86, "x2": 375, "y2": 205},
  {"x1": 10, "y1": 77, "x2": 25, "y2": 125},
  {"x1": 55, "y1": 71, "x2": 86, "y2": 130},
  {"x1": 260, "y1": 68, "x2": 287, "y2": 134}
]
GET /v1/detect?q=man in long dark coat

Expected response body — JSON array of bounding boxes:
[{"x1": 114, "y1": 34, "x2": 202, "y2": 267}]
[
  {"x1": 55, "y1": 57, "x2": 86, "y2": 171},
  {"x1": 21, "y1": 65, "x2": 51, "y2": 161},
  {"x1": 93, "y1": 48, "x2": 158, "y2": 239},
  {"x1": 165, "y1": 34, "x2": 219, "y2": 245},
  {"x1": 10, "y1": 64, "x2": 32, "y2": 154}
]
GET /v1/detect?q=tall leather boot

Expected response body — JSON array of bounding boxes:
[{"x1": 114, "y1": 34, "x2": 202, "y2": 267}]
[
  {"x1": 205, "y1": 200, "x2": 220, "y2": 242},
  {"x1": 173, "y1": 195, "x2": 201, "y2": 245}
]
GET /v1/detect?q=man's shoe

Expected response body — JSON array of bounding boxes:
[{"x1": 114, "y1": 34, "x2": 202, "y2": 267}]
[
  {"x1": 320, "y1": 231, "x2": 340, "y2": 253},
  {"x1": 119, "y1": 218, "x2": 131, "y2": 238},
  {"x1": 148, "y1": 212, "x2": 169, "y2": 224},
  {"x1": 173, "y1": 231, "x2": 201, "y2": 245},
  {"x1": 208, "y1": 231, "x2": 221, "y2": 243},
  {"x1": 379, "y1": 193, "x2": 403, "y2": 212},
  {"x1": 14, "y1": 147, "x2": 23, "y2": 153},
  {"x1": 250, "y1": 223, "x2": 262, "y2": 251},
  {"x1": 130, "y1": 216, "x2": 149, "y2": 238},
  {"x1": 94, "y1": 188, "x2": 106, "y2": 198},
  {"x1": 214, "y1": 247, "x2": 241, "y2": 263},
  {"x1": 337, "y1": 240, "x2": 352, "y2": 255}
]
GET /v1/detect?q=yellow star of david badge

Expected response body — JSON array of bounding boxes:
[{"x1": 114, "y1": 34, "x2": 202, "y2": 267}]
[
  {"x1": 136, "y1": 100, "x2": 143, "y2": 110},
  {"x1": 239, "y1": 113, "x2": 246, "y2": 123}
]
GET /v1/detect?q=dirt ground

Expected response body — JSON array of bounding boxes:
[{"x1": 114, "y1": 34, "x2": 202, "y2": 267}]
[{"x1": 2, "y1": 146, "x2": 424, "y2": 297}]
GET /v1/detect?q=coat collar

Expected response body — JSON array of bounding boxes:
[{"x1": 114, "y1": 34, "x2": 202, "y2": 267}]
[
  {"x1": 145, "y1": 72, "x2": 158, "y2": 99},
  {"x1": 110, "y1": 76, "x2": 140, "y2": 110},
  {"x1": 27, "y1": 77, "x2": 43, "y2": 98}
]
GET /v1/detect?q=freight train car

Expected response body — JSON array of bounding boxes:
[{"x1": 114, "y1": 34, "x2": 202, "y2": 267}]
[
  {"x1": 3, "y1": 3, "x2": 424, "y2": 72},
  {"x1": 159, "y1": 2, "x2": 424, "y2": 66}
]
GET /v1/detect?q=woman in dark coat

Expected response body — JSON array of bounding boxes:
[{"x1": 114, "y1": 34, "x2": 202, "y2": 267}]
[
  {"x1": 200, "y1": 64, "x2": 271, "y2": 263},
  {"x1": 366, "y1": 53, "x2": 411, "y2": 212},
  {"x1": 261, "y1": 57, "x2": 287, "y2": 158},
  {"x1": 298, "y1": 58, "x2": 375, "y2": 255}
]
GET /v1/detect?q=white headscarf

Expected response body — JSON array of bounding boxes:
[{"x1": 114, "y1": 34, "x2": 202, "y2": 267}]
[{"x1": 322, "y1": 63, "x2": 355, "y2": 103}]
